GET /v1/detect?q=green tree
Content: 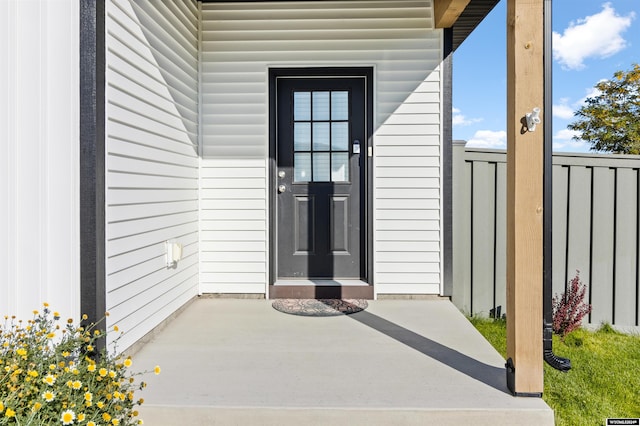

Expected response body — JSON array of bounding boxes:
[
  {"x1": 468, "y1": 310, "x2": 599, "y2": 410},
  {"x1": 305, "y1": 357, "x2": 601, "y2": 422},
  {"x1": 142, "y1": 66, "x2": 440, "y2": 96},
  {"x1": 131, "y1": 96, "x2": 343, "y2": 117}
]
[{"x1": 569, "y1": 64, "x2": 640, "y2": 154}]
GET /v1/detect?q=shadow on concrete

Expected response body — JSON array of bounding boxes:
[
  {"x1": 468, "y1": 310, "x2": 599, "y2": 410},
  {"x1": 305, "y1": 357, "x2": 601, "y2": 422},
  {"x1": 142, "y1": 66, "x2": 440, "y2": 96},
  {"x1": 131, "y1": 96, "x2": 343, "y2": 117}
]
[{"x1": 345, "y1": 306, "x2": 509, "y2": 395}]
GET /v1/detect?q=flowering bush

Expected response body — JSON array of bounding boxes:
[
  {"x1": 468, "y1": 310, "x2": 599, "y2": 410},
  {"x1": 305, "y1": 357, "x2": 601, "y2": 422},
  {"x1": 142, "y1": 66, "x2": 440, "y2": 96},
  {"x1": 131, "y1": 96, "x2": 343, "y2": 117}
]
[
  {"x1": 552, "y1": 271, "x2": 593, "y2": 337},
  {"x1": 0, "y1": 304, "x2": 159, "y2": 425}
]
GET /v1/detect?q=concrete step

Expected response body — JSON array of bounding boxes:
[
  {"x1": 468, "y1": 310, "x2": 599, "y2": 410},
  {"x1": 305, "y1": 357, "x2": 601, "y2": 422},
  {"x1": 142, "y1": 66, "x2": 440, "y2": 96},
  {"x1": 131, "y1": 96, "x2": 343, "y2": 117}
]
[{"x1": 139, "y1": 405, "x2": 554, "y2": 426}]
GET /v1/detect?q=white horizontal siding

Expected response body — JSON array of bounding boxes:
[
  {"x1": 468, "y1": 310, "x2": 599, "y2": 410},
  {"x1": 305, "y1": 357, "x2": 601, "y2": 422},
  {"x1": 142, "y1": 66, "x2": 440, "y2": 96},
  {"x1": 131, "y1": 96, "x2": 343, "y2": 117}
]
[
  {"x1": 200, "y1": 0, "x2": 442, "y2": 295},
  {"x1": 374, "y1": 65, "x2": 442, "y2": 295},
  {"x1": 106, "y1": 0, "x2": 199, "y2": 351},
  {"x1": 199, "y1": 159, "x2": 267, "y2": 294},
  {"x1": 0, "y1": 1, "x2": 80, "y2": 320}
]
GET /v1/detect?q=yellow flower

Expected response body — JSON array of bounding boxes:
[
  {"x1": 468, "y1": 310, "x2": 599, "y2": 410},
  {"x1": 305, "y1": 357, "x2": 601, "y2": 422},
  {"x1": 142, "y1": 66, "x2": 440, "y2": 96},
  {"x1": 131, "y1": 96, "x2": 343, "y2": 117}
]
[
  {"x1": 112, "y1": 420, "x2": 120, "y2": 425},
  {"x1": 88, "y1": 422, "x2": 96, "y2": 426},
  {"x1": 113, "y1": 325, "x2": 119, "y2": 332},
  {"x1": 5, "y1": 408, "x2": 15, "y2": 418},
  {"x1": 44, "y1": 374, "x2": 56, "y2": 385},
  {"x1": 72, "y1": 380, "x2": 82, "y2": 390},
  {"x1": 46, "y1": 332, "x2": 55, "y2": 339},
  {"x1": 84, "y1": 392, "x2": 93, "y2": 402},
  {"x1": 123, "y1": 358, "x2": 132, "y2": 368},
  {"x1": 28, "y1": 370, "x2": 38, "y2": 377},
  {"x1": 87, "y1": 345, "x2": 94, "y2": 352},
  {"x1": 44, "y1": 302, "x2": 50, "y2": 307},
  {"x1": 82, "y1": 314, "x2": 88, "y2": 320},
  {"x1": 154, "y1": 365, "x2": 161, "y2": 375},
  {"x1": 33, "y1": 310, "x2": 39, "y2": 315},
  {"x1": 96, "y1": 401, "x2": 104, "y2": 409},
  {"x1": 102, "y1": 412, "x2": 112, "y2": 422},
  {"x1": 99, "y1": 368, "x2": 108, "y2": 377},
  {"x1": 137, "y1": 420, "x2": 144, "y2": 425},
  {"x1": 78, "y1": 413, "x2": 85, "y2": 421},
  {"x1": 43, "y1": 391, "x2": 55, "y2": 402},
  {"x1": 88, "y1": 364, "x2": 96, "y2": 372},
  {"x1": 16, "y1": 348, "x2": 27, "y2": 357},
  {"x1": 61, "y1": 409, "x2": 75, "y2": 425},
  {"x1": 32, "y1": 402, "x2": 42, "y2": 412},
  {"x1": 109, "y1": 370, "x2": 116, "y2": 378}
]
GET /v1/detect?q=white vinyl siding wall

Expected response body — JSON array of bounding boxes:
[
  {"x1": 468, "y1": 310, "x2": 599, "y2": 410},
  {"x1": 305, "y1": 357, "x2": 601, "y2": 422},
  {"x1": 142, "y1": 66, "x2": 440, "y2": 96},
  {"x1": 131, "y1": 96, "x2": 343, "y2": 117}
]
[
  {"x1": 374, "y1": 75, "x2": 442, "y2": 295},
  {"x1": 106, "y1": 0, "x2": 200, "y2": 350},
  {"x1": 0, "y1": 1, "x2": 80, "y2": 320},
  {"x1": 200, "y1": 1, "x2": 442, "y2": 295}
]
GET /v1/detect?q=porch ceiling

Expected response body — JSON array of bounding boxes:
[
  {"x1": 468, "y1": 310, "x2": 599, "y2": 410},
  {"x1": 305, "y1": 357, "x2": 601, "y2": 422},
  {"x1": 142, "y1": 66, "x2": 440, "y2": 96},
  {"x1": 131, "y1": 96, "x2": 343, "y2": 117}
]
[{"x1": 451, "y1": 0, "x2": 500, "y2": 50}]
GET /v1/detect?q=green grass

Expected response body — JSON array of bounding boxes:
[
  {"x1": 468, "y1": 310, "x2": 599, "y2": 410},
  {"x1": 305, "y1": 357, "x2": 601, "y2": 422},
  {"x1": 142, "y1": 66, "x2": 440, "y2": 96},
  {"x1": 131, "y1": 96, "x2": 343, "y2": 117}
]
[{"x1": 469, "y1": 317, "x2": 640, "y2": 426}]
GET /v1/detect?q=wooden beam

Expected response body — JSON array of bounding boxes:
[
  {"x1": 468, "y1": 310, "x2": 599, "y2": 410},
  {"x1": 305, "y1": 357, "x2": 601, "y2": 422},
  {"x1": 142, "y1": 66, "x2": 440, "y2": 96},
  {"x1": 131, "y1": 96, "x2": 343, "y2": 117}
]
[
  {"x1": 434, "y1": 0, "x2": 471, "y2": 28},
  {"x1": 506, "y1": 0, "x2": 544, "y2": 396}
]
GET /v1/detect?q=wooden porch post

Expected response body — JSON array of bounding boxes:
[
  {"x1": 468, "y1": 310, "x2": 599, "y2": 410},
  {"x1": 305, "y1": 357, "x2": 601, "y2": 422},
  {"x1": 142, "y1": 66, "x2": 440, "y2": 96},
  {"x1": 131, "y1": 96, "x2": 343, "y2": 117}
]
[{"x1": 506, "y1": 0, "x2": 544, "y2": 396}]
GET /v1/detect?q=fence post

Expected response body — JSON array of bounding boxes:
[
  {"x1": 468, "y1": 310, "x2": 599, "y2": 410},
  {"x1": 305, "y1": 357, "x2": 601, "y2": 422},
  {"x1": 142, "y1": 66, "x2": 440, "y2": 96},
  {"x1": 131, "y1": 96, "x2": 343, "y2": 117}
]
[{"x1": 452, "y1": 140, "x2": 471, "y2": 312}]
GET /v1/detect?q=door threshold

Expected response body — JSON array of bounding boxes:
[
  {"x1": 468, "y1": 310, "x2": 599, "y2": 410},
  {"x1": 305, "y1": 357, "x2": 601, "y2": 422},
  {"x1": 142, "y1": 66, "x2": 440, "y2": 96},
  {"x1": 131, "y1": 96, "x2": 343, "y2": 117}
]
[
  {"x1": 274, "y1": 279, "x2": 369, "y2": 286},
  {"x1": 270, "y1": 280, "x2": 373, "y2": 299}
]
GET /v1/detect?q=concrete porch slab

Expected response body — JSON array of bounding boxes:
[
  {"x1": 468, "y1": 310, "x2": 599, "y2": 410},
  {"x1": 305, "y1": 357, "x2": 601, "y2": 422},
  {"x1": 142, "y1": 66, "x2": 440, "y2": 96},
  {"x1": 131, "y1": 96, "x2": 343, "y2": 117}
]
[{"x1": 132, "y1": 298, "x2": 554, "y2": 425}]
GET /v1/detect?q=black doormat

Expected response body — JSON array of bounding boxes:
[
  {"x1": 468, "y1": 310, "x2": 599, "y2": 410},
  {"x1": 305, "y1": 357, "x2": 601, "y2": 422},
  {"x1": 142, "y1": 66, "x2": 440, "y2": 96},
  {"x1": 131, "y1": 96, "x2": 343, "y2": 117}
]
[{"x1": 272, "y1": 299, "x2": 368, "y2": 317}]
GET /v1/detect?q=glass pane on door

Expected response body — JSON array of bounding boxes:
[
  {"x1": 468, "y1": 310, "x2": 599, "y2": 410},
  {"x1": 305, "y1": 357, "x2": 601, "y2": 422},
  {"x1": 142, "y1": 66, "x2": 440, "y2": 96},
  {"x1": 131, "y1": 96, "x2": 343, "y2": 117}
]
[
  {"x1": 292, "y1": 90, "x2": 351, "y2": 183},
  {"x1": 294, "y1": 123, "x2": 311, "y2": 151},
  {"x1": 313, "y1": 153, "x2": 331, "y2": 181},
  {"x1": 294, "y1": 153, "x2": 311, "y2": 182},
  {"x1": 331, "y1": 152, "x2": 349, "y2": 181}
]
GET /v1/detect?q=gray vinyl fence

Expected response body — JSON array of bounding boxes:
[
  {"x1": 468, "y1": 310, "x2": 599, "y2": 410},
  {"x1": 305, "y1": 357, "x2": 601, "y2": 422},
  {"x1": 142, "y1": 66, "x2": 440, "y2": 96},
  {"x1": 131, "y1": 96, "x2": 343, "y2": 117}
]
[{"x1": 452, "y1": 141, "x2": 640, "y2": 329}]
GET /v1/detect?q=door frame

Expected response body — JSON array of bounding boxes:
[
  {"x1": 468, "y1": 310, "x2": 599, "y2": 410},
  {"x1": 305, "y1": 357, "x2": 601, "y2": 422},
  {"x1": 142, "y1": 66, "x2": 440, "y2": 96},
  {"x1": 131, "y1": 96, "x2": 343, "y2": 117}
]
[{"x1": 268, "y1": 67, "x2": 374, "y2": 298}]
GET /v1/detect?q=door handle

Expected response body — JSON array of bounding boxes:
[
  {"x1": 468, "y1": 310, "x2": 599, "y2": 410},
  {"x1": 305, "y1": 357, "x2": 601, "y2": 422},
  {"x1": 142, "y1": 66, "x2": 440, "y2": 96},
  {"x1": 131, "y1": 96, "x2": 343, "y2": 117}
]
[{"x1": 278, "y1": 184, "x2": 286, "y2": 193}]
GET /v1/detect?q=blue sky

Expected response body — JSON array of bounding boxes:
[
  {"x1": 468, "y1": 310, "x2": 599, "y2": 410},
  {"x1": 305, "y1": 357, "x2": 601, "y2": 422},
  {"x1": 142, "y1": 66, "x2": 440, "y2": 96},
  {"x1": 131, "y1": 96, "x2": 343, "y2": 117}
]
[{"x1": 453, "y1": 1, "x2": 639, "y2": 152}]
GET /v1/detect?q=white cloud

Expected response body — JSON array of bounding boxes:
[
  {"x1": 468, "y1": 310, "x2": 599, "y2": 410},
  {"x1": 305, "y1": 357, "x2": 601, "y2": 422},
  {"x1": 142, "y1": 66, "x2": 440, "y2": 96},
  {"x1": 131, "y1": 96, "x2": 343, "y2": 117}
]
[
  {"x1": 553, "y1": 102, "x2": 575, "y2": 120},
  {"x1": 452, "y1": 107, "x2": 482, "y2": 126},
  {"x1": 555, "y1": 84, "x2": 605, "y2": 121},
  {"x1": 552, "y1": 128, "x2": 590, "y2": 152},
  {"x1": 466, "y1": 130, "x2": 507, "y2": 149},
  {"x1": 553, "y1": 3, "x2": 634, "y2": 70}
]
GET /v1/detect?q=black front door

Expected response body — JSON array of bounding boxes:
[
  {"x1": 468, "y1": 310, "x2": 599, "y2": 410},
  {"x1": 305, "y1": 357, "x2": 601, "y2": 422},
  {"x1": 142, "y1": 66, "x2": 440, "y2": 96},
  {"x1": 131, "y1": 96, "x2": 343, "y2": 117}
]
[{"x1": 275, "y1": 77, "x2": 366, "y2": 280}]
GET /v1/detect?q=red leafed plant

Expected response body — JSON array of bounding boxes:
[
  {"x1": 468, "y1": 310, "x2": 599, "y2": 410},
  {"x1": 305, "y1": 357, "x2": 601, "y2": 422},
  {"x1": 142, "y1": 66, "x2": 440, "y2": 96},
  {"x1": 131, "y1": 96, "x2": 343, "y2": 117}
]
[{"x1": 552, "y1": 271, "x2": 592, "y2": 337}]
